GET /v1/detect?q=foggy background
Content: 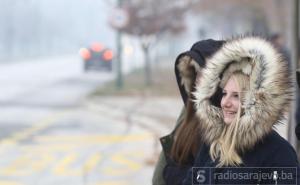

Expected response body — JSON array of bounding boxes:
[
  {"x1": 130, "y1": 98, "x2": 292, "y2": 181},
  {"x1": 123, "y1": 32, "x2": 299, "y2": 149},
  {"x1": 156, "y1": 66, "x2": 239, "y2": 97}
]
[{"x1": 0, "y1": 0, "x2": 299, "y2": 185}]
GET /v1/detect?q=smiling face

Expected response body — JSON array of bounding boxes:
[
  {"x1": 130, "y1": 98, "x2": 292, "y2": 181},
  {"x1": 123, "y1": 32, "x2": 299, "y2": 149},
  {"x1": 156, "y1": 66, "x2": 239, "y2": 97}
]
[{"x1": 221, "y1": 76, "x2": 241, "y2": 125}]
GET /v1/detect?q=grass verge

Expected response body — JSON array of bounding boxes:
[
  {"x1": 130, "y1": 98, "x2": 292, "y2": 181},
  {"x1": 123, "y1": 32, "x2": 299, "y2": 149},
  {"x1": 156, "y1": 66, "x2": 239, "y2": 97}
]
[{"x1": 90, "y1": 66, "x2": 180, "y2": 97}]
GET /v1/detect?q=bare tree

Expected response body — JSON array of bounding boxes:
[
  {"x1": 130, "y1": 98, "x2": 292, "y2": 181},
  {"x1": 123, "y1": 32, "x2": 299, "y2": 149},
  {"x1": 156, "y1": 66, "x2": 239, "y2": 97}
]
[{"x1": 111, "y1": 0, "x2": 194, "y2": 86}]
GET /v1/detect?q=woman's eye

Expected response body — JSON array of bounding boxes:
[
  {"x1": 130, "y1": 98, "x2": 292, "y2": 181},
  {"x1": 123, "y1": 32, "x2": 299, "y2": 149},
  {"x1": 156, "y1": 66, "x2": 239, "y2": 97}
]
[
  {"x1": 222, "y1": 92, "x2": 227, "y2": 96},
  {"x1": 233, "y1": 94, "x2": 239, "y2": 98}
]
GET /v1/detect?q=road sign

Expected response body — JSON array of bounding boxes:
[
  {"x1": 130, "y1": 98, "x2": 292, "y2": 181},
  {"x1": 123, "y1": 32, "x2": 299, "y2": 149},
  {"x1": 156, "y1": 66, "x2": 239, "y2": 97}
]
[{"x1": 109, "y1": 8, "x2": 129, "y2": 29}]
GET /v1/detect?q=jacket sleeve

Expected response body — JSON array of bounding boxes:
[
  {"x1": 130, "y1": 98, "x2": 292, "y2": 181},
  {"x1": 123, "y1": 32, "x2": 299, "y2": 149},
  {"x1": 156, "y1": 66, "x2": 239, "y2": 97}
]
[
  {"x1": 163, "y1": 158, "x2": 192, "y2": 185},
  {"x1": 181, "y1": 167, "x2": 193, "y2": 185},
  {"x1": 181, "y1": 145, "x2": 209, "y2": 185},
  {"x1": 152, "y1": 107, "x2": 186, "y2": 185},
  {"x1": 152, "y1": 151, "x2": 167, "y2": 185}
]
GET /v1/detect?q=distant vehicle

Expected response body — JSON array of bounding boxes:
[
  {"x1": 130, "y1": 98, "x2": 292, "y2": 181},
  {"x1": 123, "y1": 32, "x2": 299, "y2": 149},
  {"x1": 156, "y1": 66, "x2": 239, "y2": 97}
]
[{"x1": 79, "y1": 43, "x2": 113, "y2": 72}]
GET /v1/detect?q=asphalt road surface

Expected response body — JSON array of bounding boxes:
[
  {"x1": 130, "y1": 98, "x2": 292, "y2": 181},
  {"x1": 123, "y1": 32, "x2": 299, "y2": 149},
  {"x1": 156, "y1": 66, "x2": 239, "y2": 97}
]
[{"x1": 0, "y1": 56, "x2": 157, "y2": 185}]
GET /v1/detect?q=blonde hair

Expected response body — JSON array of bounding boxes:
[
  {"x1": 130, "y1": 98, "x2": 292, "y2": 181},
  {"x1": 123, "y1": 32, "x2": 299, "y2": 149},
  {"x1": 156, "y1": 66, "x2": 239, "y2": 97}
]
[{"x1": 210, "y1": 71, "x2": 249, "y2": 167}]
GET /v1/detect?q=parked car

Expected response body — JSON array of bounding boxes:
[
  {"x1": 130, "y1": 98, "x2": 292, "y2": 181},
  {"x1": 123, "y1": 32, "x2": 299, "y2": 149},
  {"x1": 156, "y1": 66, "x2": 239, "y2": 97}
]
[{"x1": 79, "y1": 43, "x2": 113, "y2": 72}]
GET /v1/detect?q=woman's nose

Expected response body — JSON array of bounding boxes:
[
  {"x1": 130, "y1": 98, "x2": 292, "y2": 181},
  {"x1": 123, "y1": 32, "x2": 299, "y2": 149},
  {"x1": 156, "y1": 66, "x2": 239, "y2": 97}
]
[{"x1": 222, "y1": 96, "x2": 232, "y2": 107}]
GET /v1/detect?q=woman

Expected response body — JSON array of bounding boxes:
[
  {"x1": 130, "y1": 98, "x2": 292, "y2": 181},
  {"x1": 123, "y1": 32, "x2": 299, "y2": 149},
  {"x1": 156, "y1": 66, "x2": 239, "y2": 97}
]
[
  {"x1": 181, "y1": 36, "x2": 300, "y2": 184},
  {"x1": 152, "y1": 39, "x2": 224, "y2": 185}
]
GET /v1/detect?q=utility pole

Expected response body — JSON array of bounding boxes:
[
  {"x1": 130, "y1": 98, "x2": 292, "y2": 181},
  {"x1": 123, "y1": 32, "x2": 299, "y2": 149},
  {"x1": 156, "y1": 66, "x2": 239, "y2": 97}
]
[
  {"x1": 109, "y1": 0, "x2": 129, "y2": 89},
  {"x1": 141, "y1": 35, "x2": 153, "y2": 87},
  {"x1": 116, "y1": 0, "x2": 123, "y2": 89}
]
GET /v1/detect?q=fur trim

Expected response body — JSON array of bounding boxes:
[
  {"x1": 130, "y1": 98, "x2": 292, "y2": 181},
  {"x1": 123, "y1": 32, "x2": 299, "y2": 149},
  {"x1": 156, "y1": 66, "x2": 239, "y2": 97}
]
[
  {"x1": 177, "y1": 55, "x2": 201, "y2": 94},
  {"x1": 193, "y1": 36, "x2": 293, "y2": 152}
]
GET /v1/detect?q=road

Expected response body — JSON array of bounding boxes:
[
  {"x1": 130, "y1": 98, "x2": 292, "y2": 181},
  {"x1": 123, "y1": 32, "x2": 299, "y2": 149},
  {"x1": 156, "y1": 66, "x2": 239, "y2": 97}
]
[{"x1": 0, "y1": 56, "x2": 165, "y2": 185}]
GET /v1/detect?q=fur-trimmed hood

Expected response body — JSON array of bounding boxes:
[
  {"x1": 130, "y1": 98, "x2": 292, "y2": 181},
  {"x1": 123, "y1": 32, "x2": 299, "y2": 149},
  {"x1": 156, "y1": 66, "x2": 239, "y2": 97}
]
[
  {"x1": 193, "y1": 36, "x2": 293, "y2": 153},
  {"x1": 175, "y1": 39, "x2": 225, "y2": 106}
]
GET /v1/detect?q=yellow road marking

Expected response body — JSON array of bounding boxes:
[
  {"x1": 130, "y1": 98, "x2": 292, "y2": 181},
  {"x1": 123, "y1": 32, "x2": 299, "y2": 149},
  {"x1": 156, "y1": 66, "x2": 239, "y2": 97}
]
[
  {"x1": 34, "y1": 133, "x2": 153, "y2": 144},
  {"x1": 92, "y1": 181, "x2": 128, "y2": 185},
  {"x1": 0, "y1": 153, "x2": 55, "y2": 176},
  {"x1": 0, "y1": 151, "x2": 102, "y2": 177},
  {"x1": 0, "y1": 181, "x2": 24, "y2": 185},
  {"x1": 19, "y1": 133, "x2": 152, "y2": 152},
  {"x1": 53, "y1": 153, "x2": 80, "y2": 176},
  {"x1": 83, "y1": 153, "x2": 101, "y2": 173},
  {"x1": 31, "y1": 154, "x2": 55, "y2": 171},
  {"x1": 0, "y1": 110, "x2": 70, "y2": 150},
  {"x1": 0, "y1": 109, "x2": 151, "y2": 178},
  {"x1": 0, "y1": 139, "x2": 16, "y2": 146},
  {"x1": 0, "y1": 155, "x2": 32, "y2": 176},
  {"x1": 102, "y1": 151, "x2": 142, "y2": 175},
  {"x1": 53, "y1": 153, "x2": 103, "y2": 176},
  {"x1": 112, "y1": 154, "x2": 140, "y2": 170},
  {"x1": 21, "y1": 143, "x2": 82, "y2": 152},
  {"x1": 0, "y1": 146, "x2": 146, "y2": 177}
]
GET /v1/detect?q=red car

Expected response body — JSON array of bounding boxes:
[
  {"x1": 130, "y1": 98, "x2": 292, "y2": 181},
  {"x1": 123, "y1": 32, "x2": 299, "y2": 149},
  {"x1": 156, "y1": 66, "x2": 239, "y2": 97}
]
[{"x1": 79, "y1": 43, "x2": 113, "y2": 72}]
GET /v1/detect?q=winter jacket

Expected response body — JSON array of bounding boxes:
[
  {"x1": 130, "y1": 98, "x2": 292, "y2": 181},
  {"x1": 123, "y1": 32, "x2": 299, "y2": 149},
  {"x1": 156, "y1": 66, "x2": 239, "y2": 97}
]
[
  {"x1": 152, "y1": 107, "x2": 185, "y2": 185},
  {"x1": 178, "y1": 36, "x2": 299, "y2": 184},
  {"x1": 295, "y1": 70, "x2": 300, "y2": 140},
  {"x1": 183, "y1": 130, "x2": 300, "y2": 184},
  {"x1": 152, "y1": 39, "x2": 224, "y2": 185}
]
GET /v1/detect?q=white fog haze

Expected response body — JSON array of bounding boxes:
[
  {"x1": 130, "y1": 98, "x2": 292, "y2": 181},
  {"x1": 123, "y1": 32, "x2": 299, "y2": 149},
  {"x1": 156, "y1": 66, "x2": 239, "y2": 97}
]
[{"x1": 0, "y1": 0, "x2": 116, "y2": 61}]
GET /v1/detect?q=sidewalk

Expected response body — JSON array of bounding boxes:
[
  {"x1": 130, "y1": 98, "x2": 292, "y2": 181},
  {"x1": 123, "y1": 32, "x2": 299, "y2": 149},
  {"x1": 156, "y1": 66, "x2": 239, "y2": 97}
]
[{"x1": 86, "y1": 95, "x2": 183, "y2": 137}]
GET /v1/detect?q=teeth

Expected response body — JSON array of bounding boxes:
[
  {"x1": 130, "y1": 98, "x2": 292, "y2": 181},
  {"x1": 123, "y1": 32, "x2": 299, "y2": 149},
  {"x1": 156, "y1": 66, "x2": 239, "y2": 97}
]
[{"x1": 224, "y1": 111, "x2": 236, "y2": 115}]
